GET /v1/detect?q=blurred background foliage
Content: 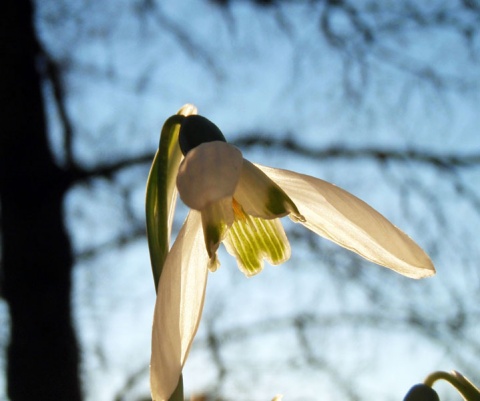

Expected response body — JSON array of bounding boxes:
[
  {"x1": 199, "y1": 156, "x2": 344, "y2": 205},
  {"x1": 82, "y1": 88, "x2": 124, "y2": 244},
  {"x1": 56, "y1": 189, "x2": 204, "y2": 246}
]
[{"x1": 1, "y1": 0, "x2": 480, "y2": 400}]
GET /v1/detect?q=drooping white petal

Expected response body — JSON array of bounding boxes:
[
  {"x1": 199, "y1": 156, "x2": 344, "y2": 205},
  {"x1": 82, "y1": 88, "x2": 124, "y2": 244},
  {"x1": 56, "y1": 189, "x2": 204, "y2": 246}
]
[
  {"x1": 176, "y1": 142, "x2": 243, "y2": 211},
  {"x1": 150, "y1": 211, "x2": 209, "y2": 401},
  {"x1": 257, "y1": 164, "x2": 435, "y2": 278},
  {"x1": 234, "y1": 160, "x2": 303, "y2": 220}
]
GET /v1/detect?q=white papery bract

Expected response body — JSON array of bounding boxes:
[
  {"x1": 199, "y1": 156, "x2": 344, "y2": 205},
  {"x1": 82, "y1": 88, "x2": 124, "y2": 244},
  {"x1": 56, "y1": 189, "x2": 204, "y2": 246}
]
[{"x1": 150, "y1": 140, "x2": 435, "y2": 401}]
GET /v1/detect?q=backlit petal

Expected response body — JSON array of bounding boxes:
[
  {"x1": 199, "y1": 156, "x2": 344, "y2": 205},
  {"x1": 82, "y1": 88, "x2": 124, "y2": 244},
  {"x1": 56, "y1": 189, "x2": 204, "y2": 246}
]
[
  {"x1": 177, "y1": 142, "x2": 243, "y2": 211},
  {"x1": 150, "y1": 211, "x2": 209, "y2": 401},
  {"x1": 234, "y1": 159, "x2": 303, "y2": 220},
  {"x1": 257, "y1": 165, "x2": 435, "y2": 279},
  {"x1": 224, "y1": 215, "x2": 291, "y2": 277}
]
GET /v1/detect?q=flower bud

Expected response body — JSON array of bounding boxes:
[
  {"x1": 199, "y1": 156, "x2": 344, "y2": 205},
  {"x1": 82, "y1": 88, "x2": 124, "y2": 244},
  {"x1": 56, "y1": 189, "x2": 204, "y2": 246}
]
[{"x1": 403, "y1": 384, "x2": 440, "y2": 401}]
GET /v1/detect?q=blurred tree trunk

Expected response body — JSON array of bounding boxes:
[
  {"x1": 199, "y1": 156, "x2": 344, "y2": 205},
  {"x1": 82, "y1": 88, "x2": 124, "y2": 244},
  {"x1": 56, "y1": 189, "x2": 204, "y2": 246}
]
[{"x1": 0, "y1": 0, "x2": 82, "y2": 400}]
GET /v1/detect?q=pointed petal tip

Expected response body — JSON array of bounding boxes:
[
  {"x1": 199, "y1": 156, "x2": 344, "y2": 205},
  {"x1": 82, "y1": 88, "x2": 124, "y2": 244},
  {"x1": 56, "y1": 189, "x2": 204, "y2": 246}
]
[
  {"x1": 411, "y1": 263, "x2": 436, "y2": 279},
  {"x1": 384, "y1": 254, "x2": 436, "y2": 279},
  {"x1": 289, "y1": 212, "x2": 306, "y2": 223}
]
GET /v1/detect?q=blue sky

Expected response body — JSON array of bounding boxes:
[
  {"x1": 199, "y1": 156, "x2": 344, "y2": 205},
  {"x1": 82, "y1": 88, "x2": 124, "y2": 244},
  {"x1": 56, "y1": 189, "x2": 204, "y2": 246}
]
[{"x1": 1, "y1": 0, "x2": 479, "y2": 400}]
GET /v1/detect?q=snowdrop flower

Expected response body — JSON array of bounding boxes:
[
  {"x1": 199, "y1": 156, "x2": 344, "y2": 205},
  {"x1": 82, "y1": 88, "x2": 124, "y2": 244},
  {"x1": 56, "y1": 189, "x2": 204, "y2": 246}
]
[{"x1": 150, "y1": 114, "x2": 435, "y2": 400}]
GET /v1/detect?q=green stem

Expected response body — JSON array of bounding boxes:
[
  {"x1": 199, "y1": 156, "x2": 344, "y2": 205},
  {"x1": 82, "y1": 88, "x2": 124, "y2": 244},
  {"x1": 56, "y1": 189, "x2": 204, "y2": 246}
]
[
  {"x1": 424, "y1": 371, "x2": 480, "y2": 401},
  {"x1": 169, "y1": 375, "x2": 184, "y2": 401}
]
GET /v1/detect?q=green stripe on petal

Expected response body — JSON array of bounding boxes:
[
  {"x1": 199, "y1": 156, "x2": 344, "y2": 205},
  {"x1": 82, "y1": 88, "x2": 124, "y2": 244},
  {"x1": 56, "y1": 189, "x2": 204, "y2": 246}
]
[
  {"x1": 224, "y1": 215, "x2": 291, "y2": 277},
  {"x1": 201, "y1": 197, "x2": 234, "y2": 271},
  {"x1": 234, "y1": 160, "x2": 304, "y2": 221}
]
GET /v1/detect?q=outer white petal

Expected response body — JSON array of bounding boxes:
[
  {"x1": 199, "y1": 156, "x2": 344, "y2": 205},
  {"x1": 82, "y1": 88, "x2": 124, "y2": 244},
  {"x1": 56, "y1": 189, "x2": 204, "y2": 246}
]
[
  {"x1": 257, "y1": 165, "x2": 435, "y2": 278},
  {"x1": 150, "y1": 211, "x2": 209, "y2": 401},
  {"x1": 176, "y1": 142, "x2": 243, "y2": 211}
]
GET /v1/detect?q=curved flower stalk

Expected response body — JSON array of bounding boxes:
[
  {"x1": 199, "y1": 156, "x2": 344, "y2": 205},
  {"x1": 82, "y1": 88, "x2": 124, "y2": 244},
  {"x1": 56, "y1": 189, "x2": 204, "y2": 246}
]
[
  {"x1": 404, "y1": 371, "x2": 480, "y2": 401},
  {"x1": 147, "y1": 107, "x2": 436, "y2": 401}
]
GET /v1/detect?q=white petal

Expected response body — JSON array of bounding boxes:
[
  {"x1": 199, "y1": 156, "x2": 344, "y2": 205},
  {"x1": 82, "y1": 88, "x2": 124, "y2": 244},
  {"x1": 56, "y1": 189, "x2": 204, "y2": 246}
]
[
  {"x1": 176, "y1": 142, "x2": 243, "y2": 211},
  {"x1": 150, "y1": 211, "x2": 209, "y2": 401},
  {"x1": 234, "y1": 160, "x2": 303, "y2": 220},
  {"x1": 257, "y1": 165, "x2": 435, "y2": 278}
]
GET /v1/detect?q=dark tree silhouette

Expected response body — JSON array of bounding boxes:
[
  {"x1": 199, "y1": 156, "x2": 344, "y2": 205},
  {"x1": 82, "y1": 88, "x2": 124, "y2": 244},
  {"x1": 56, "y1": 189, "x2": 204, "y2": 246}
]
[
  {"x1": 0, "y1": 0, "x2": 82, "y2": 399},
  {"x1": 1, "y1": 0, "x2": 479, "y2": 400}
]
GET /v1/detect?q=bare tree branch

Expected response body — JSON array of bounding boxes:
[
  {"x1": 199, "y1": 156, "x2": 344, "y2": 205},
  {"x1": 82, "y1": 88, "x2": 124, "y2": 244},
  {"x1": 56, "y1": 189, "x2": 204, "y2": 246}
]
[
  {"x1": 234, "y1": 135, "x2": 480, "y2": 169},
  {"x1": 38, "y1": 44, "x2": 77, "y2": 168}
]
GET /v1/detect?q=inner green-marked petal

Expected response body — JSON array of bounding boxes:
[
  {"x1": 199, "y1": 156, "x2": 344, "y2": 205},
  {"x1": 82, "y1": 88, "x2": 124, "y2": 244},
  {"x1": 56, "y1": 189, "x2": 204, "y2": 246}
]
[{"x1": 224, "y1": 215, "x2": 291, "y2": 277}]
